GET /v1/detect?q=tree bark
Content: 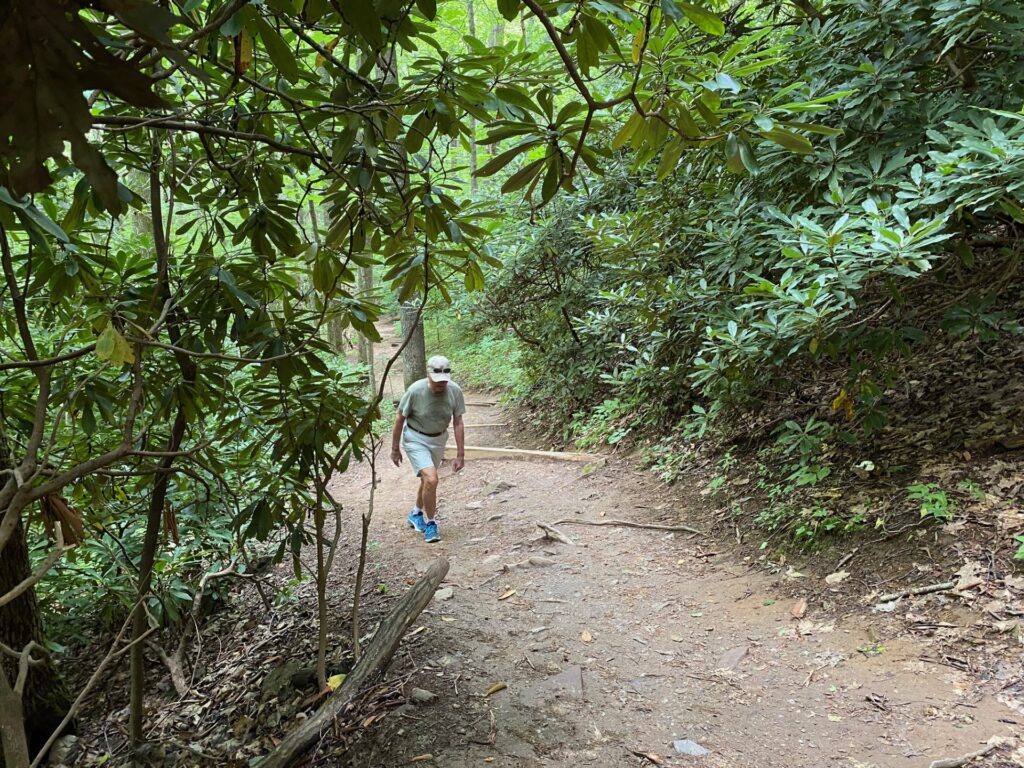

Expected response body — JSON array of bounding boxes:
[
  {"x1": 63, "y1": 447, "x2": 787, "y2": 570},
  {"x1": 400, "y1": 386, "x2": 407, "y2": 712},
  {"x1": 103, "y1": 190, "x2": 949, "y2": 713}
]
[
  {"x1": 0, "y1": 520, "x2": 73, "y2": 768},
  {"x1": 357, "y1": 266, "x2": 375, "y2": 394},
  {"x1": 466, "y1": 0, "x2": 479, "y2": 197},
  {"x1": 400, "y1": 303, "x2": 426, "y2": 390}
]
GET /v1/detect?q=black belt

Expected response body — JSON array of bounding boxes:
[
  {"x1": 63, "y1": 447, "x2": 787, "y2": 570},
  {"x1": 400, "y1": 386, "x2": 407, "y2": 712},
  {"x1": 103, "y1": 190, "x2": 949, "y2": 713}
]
[{"x1": 406, "y1": 424, "x2": 444, "y2": 438}]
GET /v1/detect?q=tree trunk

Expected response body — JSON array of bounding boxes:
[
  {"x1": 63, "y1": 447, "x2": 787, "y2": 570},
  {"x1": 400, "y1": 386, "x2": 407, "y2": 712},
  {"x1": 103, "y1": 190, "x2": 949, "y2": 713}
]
[
  {"x1": 0, "y1": 519, "x2": 73, "y2": 767},
  {"x1": 400, "y1": 303, "x2": 426, "y2": 390},
  {"x1": 467, "y1": 0, "x2": 479, "y2": 197},
  {"x1": 357, "y1": 266, "x2": 375, "y2": 394}
]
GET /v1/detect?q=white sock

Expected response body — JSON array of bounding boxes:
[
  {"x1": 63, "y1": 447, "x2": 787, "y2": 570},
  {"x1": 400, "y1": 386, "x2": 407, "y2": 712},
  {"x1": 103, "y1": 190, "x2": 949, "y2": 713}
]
[{"x1": 412, "y1": 505, "x2": 423, "y2": 515}]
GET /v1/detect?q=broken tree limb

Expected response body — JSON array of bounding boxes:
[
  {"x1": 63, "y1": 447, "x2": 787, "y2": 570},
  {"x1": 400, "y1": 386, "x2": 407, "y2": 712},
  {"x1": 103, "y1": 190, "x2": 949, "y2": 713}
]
[
  {"x1": 927, "y1": 737, "x2": 1003, "y2": 768},
  {"x1": 445, "y1": 445, "x2": 602, "y2": 463},
  {"x1": 877, "y1": 581, "x2": 955, "y2": 603},
  {"x1": 254, "y1": 558, "x2": 449, "y2": 768},
  {"x1": 548, "y1": 518, "x2": 703, "y2": 535},
  {"x1": 536, "y1": 523, "x2": 575, "y2": 546}
]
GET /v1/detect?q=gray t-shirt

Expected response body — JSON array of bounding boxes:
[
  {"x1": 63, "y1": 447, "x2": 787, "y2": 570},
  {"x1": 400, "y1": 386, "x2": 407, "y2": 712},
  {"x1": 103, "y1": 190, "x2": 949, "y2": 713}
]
[{"x1": 399, "y1": 379, "x2": 466, "y2": 435}]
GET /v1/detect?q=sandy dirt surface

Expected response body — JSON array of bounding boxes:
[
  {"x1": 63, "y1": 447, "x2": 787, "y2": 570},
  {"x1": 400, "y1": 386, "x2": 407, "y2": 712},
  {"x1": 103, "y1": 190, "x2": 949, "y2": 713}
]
[{"x1": 323, "y1": 390, "x2": 1020, "y2": 768}]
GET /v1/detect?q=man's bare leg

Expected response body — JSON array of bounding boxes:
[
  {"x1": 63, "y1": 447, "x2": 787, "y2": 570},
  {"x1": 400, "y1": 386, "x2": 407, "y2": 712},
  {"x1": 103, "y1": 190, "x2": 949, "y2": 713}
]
[
  {"x1": 416, "y1": 480, "x2": 424, "y2": 512},
  {"x1": 419, "y1": 467, "x2": 439, "y2": 521}
]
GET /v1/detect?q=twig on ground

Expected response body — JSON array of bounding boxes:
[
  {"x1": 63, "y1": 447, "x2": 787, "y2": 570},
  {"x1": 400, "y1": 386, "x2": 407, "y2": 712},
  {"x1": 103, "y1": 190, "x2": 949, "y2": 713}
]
[
  {"x1": 877, "y1": 581, "x2": 955, "y2": 603},
  {"x1": 548, "y1": 518, "x2": 702, "y2": 535},
  {"x1": 927, "y1": 737, "x2": 1003, "y2": 768},
  {"x1": 536, "y1": 522, "x2": 575, "y2": 545},
  {"x1": 835, "y1": 547, "x2": 858, "y2": 570}
]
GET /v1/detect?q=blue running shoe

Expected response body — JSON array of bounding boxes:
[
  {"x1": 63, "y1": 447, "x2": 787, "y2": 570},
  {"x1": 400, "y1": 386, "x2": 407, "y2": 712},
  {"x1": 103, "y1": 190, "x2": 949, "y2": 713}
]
[
  {"x1": 407, "y1": 509, "x2": 427, "y2": 533},
  {"x1": 424, "y1": 520, "x2": 441, "y2": 543}
]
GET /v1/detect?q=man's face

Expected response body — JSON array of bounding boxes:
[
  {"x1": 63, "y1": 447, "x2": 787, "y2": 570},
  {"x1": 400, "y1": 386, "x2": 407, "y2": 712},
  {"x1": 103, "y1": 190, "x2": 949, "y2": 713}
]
[{"x1": 427, "y1": 377, "x2": 448, "y2": 394}]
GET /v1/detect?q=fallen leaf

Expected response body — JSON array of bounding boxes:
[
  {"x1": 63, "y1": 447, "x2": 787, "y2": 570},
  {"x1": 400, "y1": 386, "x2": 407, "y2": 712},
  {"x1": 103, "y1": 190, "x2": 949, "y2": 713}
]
[
  {"x1": 828, "y1": 714, "x2": 843, "y2": 722},
  {"x1": 671, "y1": 635, "x2": 684, "y2": 643},
  {"x1": 482, "y1": 681, "x2": 507, "y2": 697},
  {"x1": 326, "y1": 673, "x2": 346, "y2": 691},
  {"x1": 630, "y1": 750, "x2": 665, "y2": 765},
  {"x1": 409, "y1": 755, "x2": 433, "y2": 763},
  {"x1": 580, "y1": 630, "x2": 593, "y2": 643},
  {"x1": 825, "y1": 570, "x2": 850, "y2": 585},
  {"x1": 498, "y1": 588, "x2": 516, "y2": 601},
  {"x1": 791, "y1": 598, "x2": 808, "y2": 619}
]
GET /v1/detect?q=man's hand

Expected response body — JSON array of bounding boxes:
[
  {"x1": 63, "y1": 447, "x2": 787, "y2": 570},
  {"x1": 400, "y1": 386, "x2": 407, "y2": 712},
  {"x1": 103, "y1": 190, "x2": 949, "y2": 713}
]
[
  {"x1": 391, "y1": 447, "x2": 403, "y2": 467},
  {"x1": 451, "y1": 456, "x2": 465, "y2": 473}
]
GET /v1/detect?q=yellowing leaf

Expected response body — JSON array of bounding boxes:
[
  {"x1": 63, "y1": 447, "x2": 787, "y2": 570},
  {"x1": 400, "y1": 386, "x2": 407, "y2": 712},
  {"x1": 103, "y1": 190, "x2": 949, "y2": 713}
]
[
  {"x1": 95, "y1": 323, "x2": 135, "y2": 366},
  {"x1": 482, "y1": 681, "x2": 507, "y2": 697},
  {"x1": 498, "y1": 588, "x2": 516, "y2": 601},
  {"x1": 581, "y1": 630, "x2": 593, "y2": 643},
  {"x1": 235, "y1": 30, "x2": 253, "y2": 75},
  {"x1": 631, "y1": 28, "x2": 646, "y2": 64},
  {"x1": 326, "y1": 673, "x2": 346, "y2": 691}
]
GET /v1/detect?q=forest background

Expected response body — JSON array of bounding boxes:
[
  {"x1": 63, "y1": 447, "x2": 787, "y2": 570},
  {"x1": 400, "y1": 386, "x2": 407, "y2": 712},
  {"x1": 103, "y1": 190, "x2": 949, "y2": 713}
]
[{"x1": 1, "y1": 0, "x2": 1023, "y2": 766}]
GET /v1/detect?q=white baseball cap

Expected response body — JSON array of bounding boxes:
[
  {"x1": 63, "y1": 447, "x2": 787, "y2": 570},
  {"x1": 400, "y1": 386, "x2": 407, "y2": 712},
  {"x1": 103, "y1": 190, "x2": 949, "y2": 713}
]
[{"x1": 426, "y1": 355, "x2": 451, "y2": 382}]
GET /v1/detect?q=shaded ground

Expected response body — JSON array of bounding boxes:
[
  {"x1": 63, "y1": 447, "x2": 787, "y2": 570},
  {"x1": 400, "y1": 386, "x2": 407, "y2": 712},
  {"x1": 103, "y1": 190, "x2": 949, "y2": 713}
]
[
  {"x1": 62, "y1": 328, "x2": 1024, "y2": 767},
  {"x1": 323, "y1": 396, "x2": 1022, "y2": 768}
]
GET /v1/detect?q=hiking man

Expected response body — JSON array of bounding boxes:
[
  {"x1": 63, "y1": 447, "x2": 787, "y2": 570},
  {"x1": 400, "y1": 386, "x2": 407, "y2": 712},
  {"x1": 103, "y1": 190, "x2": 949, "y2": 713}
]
[{"x1": 391, "y1": 355, "x2": 466, "y2": 543}]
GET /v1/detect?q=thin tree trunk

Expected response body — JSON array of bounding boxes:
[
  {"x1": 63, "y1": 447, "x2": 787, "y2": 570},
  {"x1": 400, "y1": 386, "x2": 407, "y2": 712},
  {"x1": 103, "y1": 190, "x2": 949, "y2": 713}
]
[
  {"x1": 400, "y1": 303, "x2": 427, "y2": 389},
  {"x1": 357, "y1": 266, "x2": 375, "y2": 394},
  {"x1": 467, "y1": 0, "x2": 479, "y2": 197},
  {"x1": 129, "y1": 145, "x2": 197, "y2": 746}
]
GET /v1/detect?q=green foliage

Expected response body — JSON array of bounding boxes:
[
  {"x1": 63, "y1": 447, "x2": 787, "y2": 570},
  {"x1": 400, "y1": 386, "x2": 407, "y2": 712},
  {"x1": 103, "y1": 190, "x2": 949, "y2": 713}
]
[
  {"x1": 907, "y1": 483, "x2": 956, "y2": 522},
  {"x1": 471, "y1": 0, "x2": 1024, "y2": 546},
  {"x1": 424, "y1": 313, "x2": 524, "y2": 392}
]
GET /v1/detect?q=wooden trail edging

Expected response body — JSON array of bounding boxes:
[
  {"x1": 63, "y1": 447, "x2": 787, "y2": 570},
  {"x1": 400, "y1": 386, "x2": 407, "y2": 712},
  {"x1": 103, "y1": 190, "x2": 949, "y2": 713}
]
[
  {"x1": 445, "y1": 445, "x2": 603, "y2": 463},
  {"x1": 254, "y1": 558, "x2": 450, "y2": 768}
]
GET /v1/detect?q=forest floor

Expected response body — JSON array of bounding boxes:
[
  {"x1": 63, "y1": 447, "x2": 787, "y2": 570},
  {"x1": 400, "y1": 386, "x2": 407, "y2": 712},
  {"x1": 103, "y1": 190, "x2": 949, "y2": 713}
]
[
  {"x1": 319, "y1": 394, "x2": 1022, "y2": 768},
  {"x1": 65, "y1": 329, "x2": 1024, "y2": 768}
]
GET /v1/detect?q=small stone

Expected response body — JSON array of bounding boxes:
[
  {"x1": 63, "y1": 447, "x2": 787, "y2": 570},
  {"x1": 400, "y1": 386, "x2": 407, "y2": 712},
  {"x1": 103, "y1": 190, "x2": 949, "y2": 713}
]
[
  {"x1": 673, "y1": 739, "x2": 709, "y2": 757},
  {"x1": 434, "y1": 587, "x2": 454, "y2": 601},
  {"x1": 465, "y1": 501, "x2": 483, "y2": 510},
  {"x1": 716, "y1": 645, "x2": 748, "y2": 671},
  {"x1": 409, "y1": 688, "x2": 438, "y2": 704}
]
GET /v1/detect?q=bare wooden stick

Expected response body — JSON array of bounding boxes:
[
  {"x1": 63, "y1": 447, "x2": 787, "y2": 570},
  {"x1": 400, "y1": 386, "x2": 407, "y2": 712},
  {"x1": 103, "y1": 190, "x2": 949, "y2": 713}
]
[
  {"x1": 927, "y1": 738, "x2": 1001, "y2": 768},
  {"x1": 877, "y1": 581, "x2": 955, "y2": 603},
  {"x1": 548, "y1": 518, "x2": 702, "y2": 535},
  {"x1": 254, "y1": 558, "x2": 450, "y2": 768},
  {"x1": 536, "y1": 523, "x2": 575, "y2": 546}
]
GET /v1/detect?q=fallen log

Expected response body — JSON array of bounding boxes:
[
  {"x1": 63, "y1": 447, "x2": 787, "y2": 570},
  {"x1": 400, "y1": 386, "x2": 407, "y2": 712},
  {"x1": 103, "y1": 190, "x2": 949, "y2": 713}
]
[
  {"x1": 548, "y1": 518, "x2": 702, "y2": 535},
  {"x1": 254, "y1": 558, "x2": 450, "y2": 768},
  {"x1": 444, "y1": 445, "x2": 602, "y2": 463}
]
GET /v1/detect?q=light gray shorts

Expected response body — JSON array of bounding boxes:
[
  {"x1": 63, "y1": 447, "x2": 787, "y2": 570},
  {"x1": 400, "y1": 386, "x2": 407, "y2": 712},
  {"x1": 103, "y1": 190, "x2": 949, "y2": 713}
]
[{"x1": 401, "y1": 426, "x2": 448, "y2": 475}]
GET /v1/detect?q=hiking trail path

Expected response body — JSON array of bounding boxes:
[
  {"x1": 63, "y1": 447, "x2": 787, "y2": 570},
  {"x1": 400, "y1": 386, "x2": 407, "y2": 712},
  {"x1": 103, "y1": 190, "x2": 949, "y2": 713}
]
[{"x1": 321, "y1": 329, "x2": 1018, "y2": 767}]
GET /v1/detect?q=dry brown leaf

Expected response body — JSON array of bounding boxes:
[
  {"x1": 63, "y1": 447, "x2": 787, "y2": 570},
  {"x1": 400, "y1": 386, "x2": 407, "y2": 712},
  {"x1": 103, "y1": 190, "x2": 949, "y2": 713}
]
[
  {"x1": 482, "y1": 681, "x2": 507, "y2": 697},
  {"x1": 791, "y1": 598, "x2": 808, "y2": 619},
  {"x1": 498, "y1": 588, "x2": 516, "y2": 601},
  {"x1": 630, "y1": 750, "x2": 665, "y2": 765},
  {"x1": 581, "y1": 630, "x2": 593, "y2": 643},
  {"x1": 825, "y1": 570, "x2": 850, "y2": 585},
  {"x1": 409, "y1": 755, "x2": 433, "y2": 763}
]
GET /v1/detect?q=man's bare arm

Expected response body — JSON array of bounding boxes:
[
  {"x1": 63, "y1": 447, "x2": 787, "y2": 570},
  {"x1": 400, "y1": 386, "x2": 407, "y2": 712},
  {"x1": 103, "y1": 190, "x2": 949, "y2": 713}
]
[
  {"x1": 391, "y1": 412, "x2": 406, "y2": 467},
  {"x1": 452, "y1": 414, "x2": 465, "y2": 472}
]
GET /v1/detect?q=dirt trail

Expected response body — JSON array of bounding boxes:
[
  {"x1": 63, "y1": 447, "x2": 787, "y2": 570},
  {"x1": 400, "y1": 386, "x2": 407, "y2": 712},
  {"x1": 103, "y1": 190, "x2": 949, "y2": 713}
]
[{"x1": 326, "y1": 390, "x2": 1019, "y2": 768}]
